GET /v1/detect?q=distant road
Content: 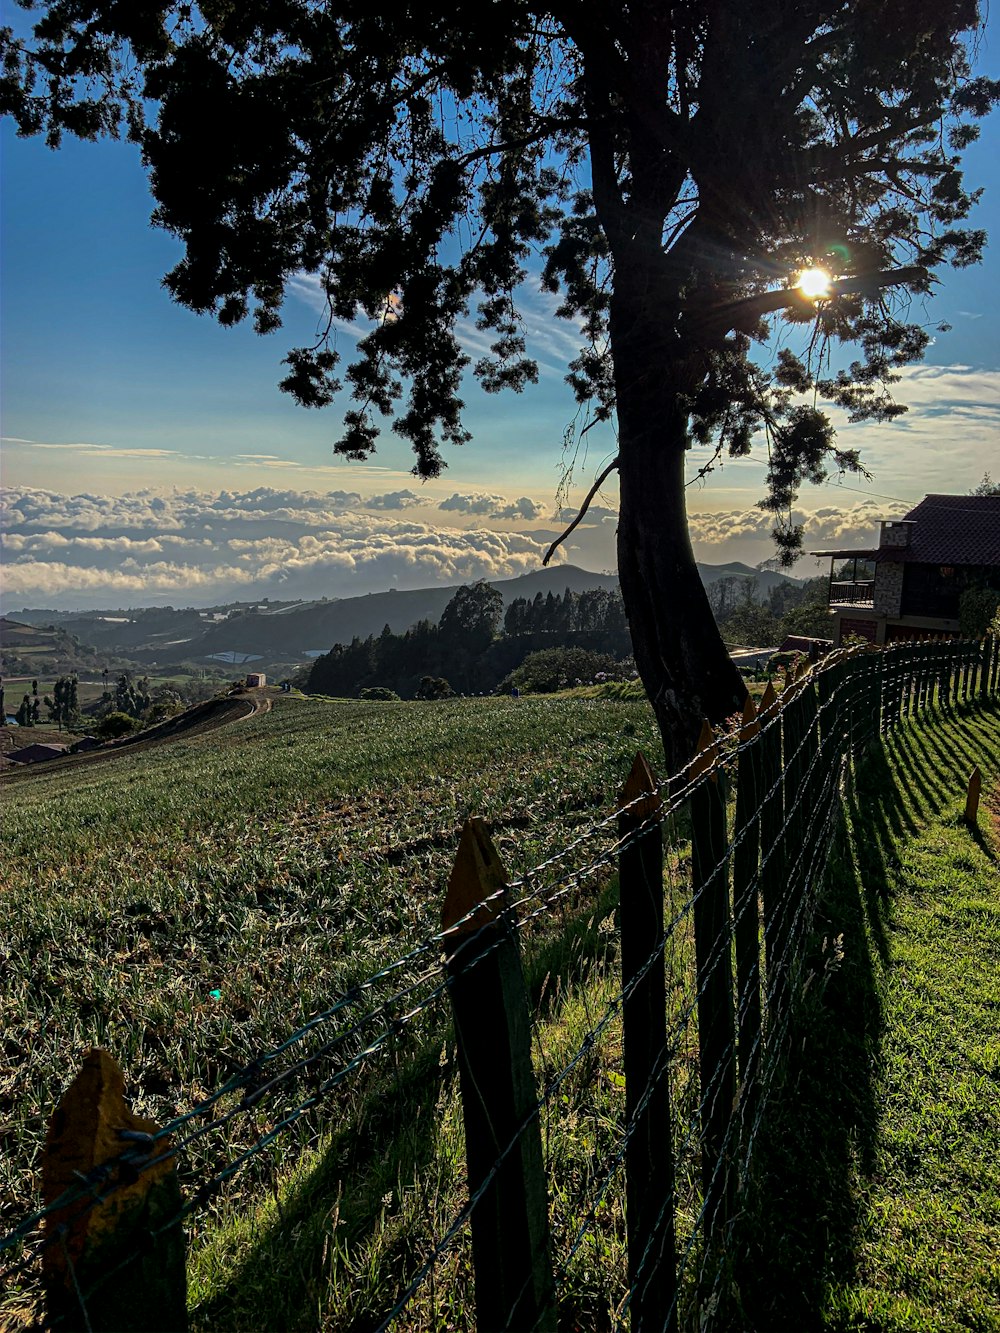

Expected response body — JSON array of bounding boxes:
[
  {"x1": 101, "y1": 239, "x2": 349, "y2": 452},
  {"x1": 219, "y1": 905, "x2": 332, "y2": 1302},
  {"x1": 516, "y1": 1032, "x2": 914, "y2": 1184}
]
[{"x1": 0, "y1": 688, "x2": 272, "y2": 781}]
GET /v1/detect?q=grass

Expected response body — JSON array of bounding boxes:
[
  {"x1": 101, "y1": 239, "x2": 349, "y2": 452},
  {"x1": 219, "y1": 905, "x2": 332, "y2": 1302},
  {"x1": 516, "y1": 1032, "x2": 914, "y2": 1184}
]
[
  {"x1": 2, "y1": 686, "x2": 998, "y2": 1330},
  {"x1": 0, "y1": 692, "x2": 663, "y2": 1324},
  {"x1": 738, "y1": 703, "x2": 1000, "y2": 1332}
]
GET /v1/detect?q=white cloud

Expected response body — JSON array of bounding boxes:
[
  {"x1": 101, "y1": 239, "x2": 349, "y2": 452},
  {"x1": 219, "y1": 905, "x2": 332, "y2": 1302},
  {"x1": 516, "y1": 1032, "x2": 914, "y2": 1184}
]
[
  {"x1": 0, "y1": 484, "x2": 564, "y2": 608},
  {"x1": 364, "y1": 489, "x2": 424, "y2": 510},
  {"x1": 439, "y1": 492, "x2": 548, "y2": 520},
  {"x1": 686, "y1": 498, "x2": 910, "y2": 551}
]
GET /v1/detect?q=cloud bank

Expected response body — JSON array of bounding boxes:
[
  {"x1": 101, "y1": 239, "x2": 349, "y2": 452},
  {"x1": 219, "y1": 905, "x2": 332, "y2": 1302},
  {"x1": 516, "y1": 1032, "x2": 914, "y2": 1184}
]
[{"x1": 1, "y1": 485, "x2": 564, "y2": 608}]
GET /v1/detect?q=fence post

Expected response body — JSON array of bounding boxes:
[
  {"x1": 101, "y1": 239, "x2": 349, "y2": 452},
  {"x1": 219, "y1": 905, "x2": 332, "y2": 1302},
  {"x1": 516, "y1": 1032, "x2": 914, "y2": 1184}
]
[
  {"x1": 442, "y1": 817, "x2": 555, "y2": 1333},
  {"x1": 618, "y1": 753, "x2": 677, "y2": 1333},
  {"x1": 42, "y1": 1048, "x2": 187, "y2": 1333},
  {"x1": 980, "y1": 637, "x2": 991, "y2": 701},
  {"x1": 690, "y1": 721, "x2": 736, "y2": 1251},
  {"x1": 965, "y1": 637, "x2": 981, "y2": 703},
  {"x1": 865, "y1": 647, "x2": 882, "y2": 745},
  {"x1": 757, "y1": 682, "x2": 784, "y2": 1032},
  {"x1": 965, "y1": 767, "x2": 982, "y2": 825},
  {"x1": 774, "y1": 681, "x2": 813, "y2": 1019},
  {"x1": 731, "y1": 697, "x2": 763, "y2": 1137}
]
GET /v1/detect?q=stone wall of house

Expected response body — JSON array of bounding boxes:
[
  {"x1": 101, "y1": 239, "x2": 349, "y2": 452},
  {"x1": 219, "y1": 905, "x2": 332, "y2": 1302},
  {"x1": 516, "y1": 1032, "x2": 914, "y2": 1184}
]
[
  {"x1": 879, "y1": 520, "x2": 914, "y2": 548},
  {"x1": 874, "y1": 561, "x2": 905, "y2": 616}
]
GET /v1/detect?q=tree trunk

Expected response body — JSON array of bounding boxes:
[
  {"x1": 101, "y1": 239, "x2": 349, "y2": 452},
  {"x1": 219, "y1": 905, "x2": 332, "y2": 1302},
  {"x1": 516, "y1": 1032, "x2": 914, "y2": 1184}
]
[{"x1": 613, "y1": 289, "x2": 748, "y2": 772}]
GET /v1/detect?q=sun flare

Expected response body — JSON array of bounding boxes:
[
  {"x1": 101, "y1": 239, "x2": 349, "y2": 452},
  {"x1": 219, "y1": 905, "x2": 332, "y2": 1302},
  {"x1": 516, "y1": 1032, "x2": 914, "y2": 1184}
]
[{"x1": 797, "y1": 267, "x2": 832, "y2": 299}]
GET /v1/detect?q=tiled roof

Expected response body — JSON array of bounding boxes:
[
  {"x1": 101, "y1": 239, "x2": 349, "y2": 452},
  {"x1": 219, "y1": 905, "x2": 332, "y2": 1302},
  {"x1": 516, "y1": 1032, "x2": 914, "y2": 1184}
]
[{"x1": 899, "y1": 494, "x2": 1000, "y2": 566}]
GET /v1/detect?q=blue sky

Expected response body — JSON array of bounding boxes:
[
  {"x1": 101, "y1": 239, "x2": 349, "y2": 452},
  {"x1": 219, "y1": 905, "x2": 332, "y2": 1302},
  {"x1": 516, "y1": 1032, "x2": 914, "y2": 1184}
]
[{"x1": 2, "y1": 18, "x2": 999, "y2": 609}]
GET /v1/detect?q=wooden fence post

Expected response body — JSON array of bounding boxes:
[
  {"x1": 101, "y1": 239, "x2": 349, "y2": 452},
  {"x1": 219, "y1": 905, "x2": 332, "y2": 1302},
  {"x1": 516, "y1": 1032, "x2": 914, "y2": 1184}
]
[
  {"x1": 42, "y1": 1048, "x2": 186, "y2": 1333},
  {"x1": 756, "y1": 682, "x2": 784, "y2": 1030},
  {"x1": 731, "y1": 697, "x2": 763, "y2": 1138},
  {"x1": 442, "y1": 818, "x2": 555, "y2": 1333},
  {"x1": 965, "y1": 637, "x2": 981, "y2": 703},
  {"x1": 965, "y1": 768, "x2": 982, "y2": 826},
  {"x1": 980, "y1": 637, "x2": 992, "y2": 701},
  {"x1": 884, "y1": 646, "x2": 896, "y2": 734},
  {"x1": 690, "y1": 722, "x2": 736, "y2": 1250},
  {"x1": 618, "y1": 754, "x2": 677, "y2": 1333}
]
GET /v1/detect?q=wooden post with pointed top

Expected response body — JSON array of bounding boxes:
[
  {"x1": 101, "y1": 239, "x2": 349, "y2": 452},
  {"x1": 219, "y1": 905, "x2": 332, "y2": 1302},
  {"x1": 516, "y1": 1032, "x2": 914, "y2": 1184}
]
[
  {"x1": 731, "y1": 698, "x2": 763, "y2": 1138},
  {"x1": 689, "y1": 721, "x2": 736, "y2": 1251},
  {"x1": 618, "y1": 753, "x2": 677, "y2": 1333},
  {"x1": 442, "y1": 818, "x2": 554, "y2": 1333},
  {"x1": 41, "y1": 1048, "x2": 187, "y2": 1333}
]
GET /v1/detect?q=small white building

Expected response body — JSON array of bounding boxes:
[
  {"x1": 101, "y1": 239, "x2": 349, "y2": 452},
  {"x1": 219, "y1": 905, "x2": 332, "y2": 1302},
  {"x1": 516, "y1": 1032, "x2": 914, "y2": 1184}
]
[{"x1": 245, "y1": 672, "x2": 267, "y2": 688}]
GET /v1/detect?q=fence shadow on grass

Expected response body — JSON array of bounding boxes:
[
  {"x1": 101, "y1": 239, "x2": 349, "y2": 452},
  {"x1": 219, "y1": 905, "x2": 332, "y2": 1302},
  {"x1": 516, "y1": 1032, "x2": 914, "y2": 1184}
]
[
  {"x1": 735, "y1": 702, "x2": 999, "y2": 1332},
  {"x1": 734, "y1": 807, "x2": 882, "y2": 1330},
  {"x1": 188, "y1": 893, "x2": 620, "y2": 1333}
]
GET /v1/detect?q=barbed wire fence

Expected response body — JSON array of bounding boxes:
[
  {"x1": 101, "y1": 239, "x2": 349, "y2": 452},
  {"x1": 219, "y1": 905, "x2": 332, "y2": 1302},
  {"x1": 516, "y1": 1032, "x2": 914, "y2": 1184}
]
[{"x1": 1, "y1": 634, "x2": 997, "y2": 1331}]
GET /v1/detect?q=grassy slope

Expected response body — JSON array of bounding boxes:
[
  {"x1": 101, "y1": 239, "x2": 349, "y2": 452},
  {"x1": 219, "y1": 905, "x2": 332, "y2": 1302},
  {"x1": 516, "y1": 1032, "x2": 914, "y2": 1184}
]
[
  {"x1": 823, "y1": 712, "x2": 1000, "y2": 1332},
  {"x1": 740, "y1": 704, "x2": 1000, "y2": 1333},
  {"x1": 4, "y1": 692, "x2": 998, "y2": 1330},
  {"x1": 0, "y1": 692, "x2": 662, "y2": 1324}
]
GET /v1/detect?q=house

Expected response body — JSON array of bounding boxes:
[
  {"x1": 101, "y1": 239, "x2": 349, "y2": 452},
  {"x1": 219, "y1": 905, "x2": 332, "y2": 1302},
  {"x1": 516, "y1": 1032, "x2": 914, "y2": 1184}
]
[
  {"x1": 811, "y1": 494, "x2": 1000, "y2": 646},
  {"x1": 7, "y1": 742, "x2": 69, "y2": 765},
  {"x1": 245, "y1": 672, "x2": 267, "y2": 688}
]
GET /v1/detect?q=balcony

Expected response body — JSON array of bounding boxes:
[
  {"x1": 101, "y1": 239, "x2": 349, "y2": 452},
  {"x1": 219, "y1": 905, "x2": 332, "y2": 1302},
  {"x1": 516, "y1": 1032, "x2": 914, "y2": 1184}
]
[{"x1": 830, "y1": 580, "x2": 875, "y2": 606}]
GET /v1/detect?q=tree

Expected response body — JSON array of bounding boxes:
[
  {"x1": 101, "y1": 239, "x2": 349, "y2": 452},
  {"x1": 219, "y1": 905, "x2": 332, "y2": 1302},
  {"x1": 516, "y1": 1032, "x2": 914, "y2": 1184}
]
[
  {"x1": 48, "y1": 674, "x2": 79, "y2": 729},
  {"x1": 5, "y1": 5, "x2": 996, "y2": 762},
  {"x1": 358, "y1": 685, "x2": 401, "y2": 701},
  {"x1": 95, "y1": 710, "x2": 138, "y2": 740},
  {"x1": 502, "y1": 646, "x2": 628, "y2": 694},
  {"x1": 970, "y1": 473, "x2": 1000, "y2": 497},
  {"x1": 958, "y1": 585, "x2": 1000, "y2": 636},
  {"x1": 16, "y1": 694, "x2": 33, "y2": 727},
  {"x1": 115, "y1": 672, "x2": 151, "y2": 719},
  {"x1": 438, "y1": 582, "x2": 504, "y2": 655},
  {"x1": 415, "y1": 675, "x2": 454, "y2": 699}
]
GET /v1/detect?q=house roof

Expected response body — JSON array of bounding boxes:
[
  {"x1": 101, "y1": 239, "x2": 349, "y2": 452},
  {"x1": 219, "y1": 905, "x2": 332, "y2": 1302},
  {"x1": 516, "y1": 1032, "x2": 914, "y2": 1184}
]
[
  {"x1": 811, "y1": 494, "x2": 1000, "y2": 566},
  {"x1": 897, "y1": 494, "x2": 1000, "y2": 566},
  {"x1": 7, "y1": 743, "x2": 69, "y2": 764}
]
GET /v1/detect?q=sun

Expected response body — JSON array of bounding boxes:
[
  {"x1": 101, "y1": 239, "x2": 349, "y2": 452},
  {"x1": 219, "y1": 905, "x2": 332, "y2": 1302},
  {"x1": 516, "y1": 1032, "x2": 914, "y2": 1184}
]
[{"x1": 797, "y1": 267, "x2": 832, "y2": 299}]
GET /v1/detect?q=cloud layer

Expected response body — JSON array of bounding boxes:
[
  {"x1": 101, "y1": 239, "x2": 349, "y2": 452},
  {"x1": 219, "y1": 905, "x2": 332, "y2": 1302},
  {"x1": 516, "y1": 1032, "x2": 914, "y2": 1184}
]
[{"x1": 1, "y1": 485, "x2": 564, "y2": 608}]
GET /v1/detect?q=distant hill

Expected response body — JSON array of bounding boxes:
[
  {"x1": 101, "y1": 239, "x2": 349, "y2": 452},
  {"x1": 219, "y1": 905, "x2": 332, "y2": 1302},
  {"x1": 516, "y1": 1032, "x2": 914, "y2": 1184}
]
[
  {"x1": 126, "y1": 567, "x2": 621, "y2": 670},
  {"x1": 7, "y1": 563, "x2": 802, "y2": 674},
  {"x1": 0, "y1": 617, "x2": 102, "y2": 676}
]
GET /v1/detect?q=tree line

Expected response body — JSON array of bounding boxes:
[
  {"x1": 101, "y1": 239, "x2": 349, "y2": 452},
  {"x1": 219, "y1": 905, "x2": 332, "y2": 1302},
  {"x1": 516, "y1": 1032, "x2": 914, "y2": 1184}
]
[
  {"x1": 304, "y1": 575, "x2": 840, "y2": 699},
  {"x1": 305, "y1": 582, "x2": 633, "y2": 699}
]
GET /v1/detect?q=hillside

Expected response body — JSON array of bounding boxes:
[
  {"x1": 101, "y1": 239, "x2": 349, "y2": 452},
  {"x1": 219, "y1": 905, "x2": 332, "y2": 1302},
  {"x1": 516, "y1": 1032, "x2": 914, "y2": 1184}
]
[
  {"x1": 0, "y1": 615, "x2": 110, "y2": 676},
  {"x1": 6, "y1": 562, "x2": 802, "y2": 675}
]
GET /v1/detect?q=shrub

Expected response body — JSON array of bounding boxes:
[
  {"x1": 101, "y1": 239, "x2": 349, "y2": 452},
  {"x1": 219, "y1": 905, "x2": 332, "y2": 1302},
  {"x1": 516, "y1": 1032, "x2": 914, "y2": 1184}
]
[
  {"x1": 415, "y1": 676, "x2": 454, "y2": 700},
  {"x1": 958, "y1": 585, "x2": 1000, "y2": 638},
  {"x1": 500, "y1": 647, "x2": 629, "y2": 695},
  {"x1": 95, "y1": 711, "x2": 138, "y2": 740},
  {"x1": 358, "y1": 686, "x2": 401, "y2": 701}
]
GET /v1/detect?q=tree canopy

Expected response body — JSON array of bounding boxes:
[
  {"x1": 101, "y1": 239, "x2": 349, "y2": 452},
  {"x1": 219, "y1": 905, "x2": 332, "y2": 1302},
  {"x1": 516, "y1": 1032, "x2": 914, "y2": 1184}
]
[{"x1": 4, "y1": 0, "x2": 997, "y2": 758}]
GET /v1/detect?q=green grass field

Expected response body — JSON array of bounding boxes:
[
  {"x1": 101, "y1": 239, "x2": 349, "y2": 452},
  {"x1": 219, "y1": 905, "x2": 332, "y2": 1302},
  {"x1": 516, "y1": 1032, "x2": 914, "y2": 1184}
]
[
  {"x1": 736, "y1": 704, "x2": 1000, "y2": 1333},
  {"x1": 0, "y1": 692, "x2": 664, "y2": 1322},
  {"x1": 1, "y1": 691, "x2": 997, "y2": 1331}
]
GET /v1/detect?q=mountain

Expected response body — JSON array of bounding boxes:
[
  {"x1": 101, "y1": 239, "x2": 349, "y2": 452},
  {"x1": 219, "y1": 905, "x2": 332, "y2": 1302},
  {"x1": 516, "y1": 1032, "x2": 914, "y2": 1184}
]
[
  {"x1": 135, "y1": 566, "x2": 623, "y2": 670},
  {"x1": 8, "y1": 563, "x2": 803, "y2": 674}
]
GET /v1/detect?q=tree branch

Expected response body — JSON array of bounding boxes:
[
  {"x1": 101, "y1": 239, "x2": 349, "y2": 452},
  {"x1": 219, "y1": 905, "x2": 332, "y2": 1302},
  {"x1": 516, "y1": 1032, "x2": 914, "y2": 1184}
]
[
  {"x1": 542, "y1": 455, "x2": 619, "y2": 566},
  {"x1": 686, "y1": 265, "x2": 929, "y2": 339}
]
